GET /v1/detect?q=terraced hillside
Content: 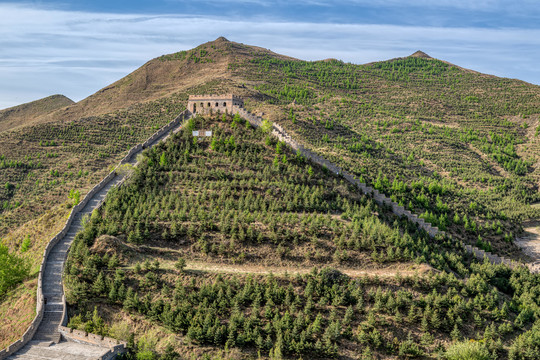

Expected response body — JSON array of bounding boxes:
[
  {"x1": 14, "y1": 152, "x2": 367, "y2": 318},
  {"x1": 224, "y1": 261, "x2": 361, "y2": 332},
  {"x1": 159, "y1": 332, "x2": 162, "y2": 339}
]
[
  {"x1": 227, "y1": 49, "x2": 540, "y2": 260},
  {"x1": 2, "y1": 37, "x2": 540, "y2": 357},
  {"x1": 64, "y1": 114, "x2": 540, "y2": 359}
]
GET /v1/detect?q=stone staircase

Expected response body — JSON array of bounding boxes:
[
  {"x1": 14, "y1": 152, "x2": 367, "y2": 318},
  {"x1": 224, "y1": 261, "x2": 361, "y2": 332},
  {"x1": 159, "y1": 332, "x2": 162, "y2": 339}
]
[
  {"x1": 5, "y1": 174, "x2": 125, "y2": 360},
  {"x1": 7, "y1": 340, "x2": 111, "y2": 360}
]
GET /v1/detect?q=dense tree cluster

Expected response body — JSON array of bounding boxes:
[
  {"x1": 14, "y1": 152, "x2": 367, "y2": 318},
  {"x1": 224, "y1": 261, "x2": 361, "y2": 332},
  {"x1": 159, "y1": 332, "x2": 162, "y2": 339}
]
[{"x1": 64, "y1": 115, "x2": 540, "y2": 359}]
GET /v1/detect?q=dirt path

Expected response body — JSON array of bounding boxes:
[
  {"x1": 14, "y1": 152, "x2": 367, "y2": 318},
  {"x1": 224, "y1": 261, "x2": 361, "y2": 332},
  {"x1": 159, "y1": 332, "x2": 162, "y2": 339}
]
[
  {"x1": 127, "y1": 244, "x2": 435, "y2": 278},
  {"x1": 181, "y1": 261, "x2": 433, "y2": 278}
]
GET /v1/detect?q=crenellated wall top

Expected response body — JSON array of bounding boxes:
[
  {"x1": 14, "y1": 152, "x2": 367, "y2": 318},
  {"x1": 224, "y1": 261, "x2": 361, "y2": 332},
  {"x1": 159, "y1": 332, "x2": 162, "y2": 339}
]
[{"x1": 188, "y1": 94, "x2": 242, "y2": 101}]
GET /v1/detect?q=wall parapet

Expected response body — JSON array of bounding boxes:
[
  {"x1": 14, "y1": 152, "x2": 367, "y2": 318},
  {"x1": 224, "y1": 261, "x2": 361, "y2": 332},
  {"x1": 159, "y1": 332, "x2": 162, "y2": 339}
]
[{"x1": 58, "y1": 326, "x2": 127, "y2": 358}]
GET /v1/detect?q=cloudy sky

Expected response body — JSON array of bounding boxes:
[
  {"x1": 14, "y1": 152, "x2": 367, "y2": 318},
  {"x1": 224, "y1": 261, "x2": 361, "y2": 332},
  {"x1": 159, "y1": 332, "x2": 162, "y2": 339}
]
[{"x1": 1, "y1": 0, "x2": 539, "y2": 109}]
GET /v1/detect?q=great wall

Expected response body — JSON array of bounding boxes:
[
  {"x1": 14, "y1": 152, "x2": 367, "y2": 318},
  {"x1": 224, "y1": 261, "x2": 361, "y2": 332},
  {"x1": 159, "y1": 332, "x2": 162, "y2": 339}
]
[{"x1": 1, "y1": 95, "x2": 534, "y2": 359}]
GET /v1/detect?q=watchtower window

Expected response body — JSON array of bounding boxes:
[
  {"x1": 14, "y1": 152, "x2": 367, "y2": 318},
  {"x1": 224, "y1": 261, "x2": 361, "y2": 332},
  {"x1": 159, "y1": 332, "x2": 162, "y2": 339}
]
[
  {"x1": 223, "y1": 102, "x2": 226, "y2": 107},
  {"x1": 200, "y1": 102, "x2": 203, "y2": 107},
  {"x1": 207, "y1": 102, "x2": 211, "y2": 107},
  {"x1": 215, "y1": 102, "x2": 218, "y2": 107}
]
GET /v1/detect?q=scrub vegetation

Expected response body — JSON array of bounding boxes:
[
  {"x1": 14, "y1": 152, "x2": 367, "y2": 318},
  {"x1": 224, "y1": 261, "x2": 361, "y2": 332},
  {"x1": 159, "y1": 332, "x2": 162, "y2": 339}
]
[{"x1": 1, "y1": 38, "x2": 540, "y2": 358}]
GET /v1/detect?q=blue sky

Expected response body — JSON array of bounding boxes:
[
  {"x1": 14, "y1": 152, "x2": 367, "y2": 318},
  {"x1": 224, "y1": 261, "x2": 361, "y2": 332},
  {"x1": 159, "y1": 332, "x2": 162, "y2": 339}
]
[{"x1": 1, "y1": 0, "x2": 539, "y2": 109}]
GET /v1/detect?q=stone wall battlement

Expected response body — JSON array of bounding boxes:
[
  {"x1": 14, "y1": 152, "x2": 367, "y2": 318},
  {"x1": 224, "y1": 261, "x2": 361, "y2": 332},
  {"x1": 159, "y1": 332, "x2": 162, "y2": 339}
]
[
  {"x1": 188, "y1": 94, "x2": 243, "y2": 115},
  {"x1": 58, "y1": 327, "x2": 126, "y2": 350}
]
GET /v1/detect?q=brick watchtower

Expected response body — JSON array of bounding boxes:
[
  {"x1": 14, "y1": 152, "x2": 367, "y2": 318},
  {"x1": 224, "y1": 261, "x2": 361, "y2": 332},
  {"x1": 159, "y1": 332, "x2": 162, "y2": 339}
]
[{"x1": 187, "y1": 94, "x2": 244, "y2": 114}]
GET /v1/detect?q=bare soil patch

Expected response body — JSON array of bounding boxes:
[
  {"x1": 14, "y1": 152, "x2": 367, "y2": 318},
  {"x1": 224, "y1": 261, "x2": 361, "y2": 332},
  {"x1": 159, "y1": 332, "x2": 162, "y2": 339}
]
[{"x1": 516, "y1": 219, "x2": 540, "y2": 270}]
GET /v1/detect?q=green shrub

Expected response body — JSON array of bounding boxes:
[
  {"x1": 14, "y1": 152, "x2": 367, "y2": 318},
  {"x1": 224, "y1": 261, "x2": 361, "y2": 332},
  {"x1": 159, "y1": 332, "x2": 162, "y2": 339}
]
[
  {"x1": 509, "y1": 326, "x2": 540, "y2": 359},
  {"x1": 0, "y1": 243, "x2": 29, "y2": 297},
  {"x1": 20, "y1": 235, "x2": 31, "y2": 253},
  {"x1": 445, "y1": 341, "x2": 491, "y2": 360}
]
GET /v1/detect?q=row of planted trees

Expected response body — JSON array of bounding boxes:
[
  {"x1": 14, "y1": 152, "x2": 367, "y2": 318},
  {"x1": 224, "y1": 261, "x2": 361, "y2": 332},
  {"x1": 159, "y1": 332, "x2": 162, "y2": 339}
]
[{"x1": 62, "y1": 114, "x2": 540, "y2": 359}]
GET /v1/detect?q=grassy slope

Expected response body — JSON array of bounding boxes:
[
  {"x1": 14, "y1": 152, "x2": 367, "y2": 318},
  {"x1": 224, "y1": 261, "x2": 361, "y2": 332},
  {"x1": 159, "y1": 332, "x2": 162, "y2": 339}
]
[
  {"x1": 0, "y1": 37, "x2": 258, "y2": 238},
  {"x1": 223, "y1": 46, "x2": 540, "y2": 259},
  {"x1": 2, "y1": 37, "x2": 540, "y2": 355},
  {"x1": 0, "y1": 39, "x2": 252, "y2": 347},
  {"x1": 0, "y1": 94, "x2": 74, "y2": 133},
  {"x1": 64, "y1": 115, "x2": 534, "y2": 359},
  {"x1": 0, "y1": 279, "x2": 37, "y2": 349},
  {"x1": 0, "y1": 204, "x2": 70, "y2": 349}
]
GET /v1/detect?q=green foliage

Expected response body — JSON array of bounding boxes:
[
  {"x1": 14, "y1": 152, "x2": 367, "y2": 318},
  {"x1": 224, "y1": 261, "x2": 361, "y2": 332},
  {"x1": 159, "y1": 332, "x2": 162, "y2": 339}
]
[
  {"x1": 236, "y1": 49, "x2": 540, "y2": 258},
  {"x1": 174, "y1": 257, "x2": 186, "y2": 272},
  {"x1": 68, "y1": 189, "x2": 81, "y2": 206},
  {"x1": 20, "y1": 235, "x2": 31, "y2": 253},
  {"x1": 445, "y1": 341, "x2": 491, "y2": 360},
  {"x1": 0, "y1": 93, "x2": 187, "y2": 235},
  {"x1": 63, "y1": 114, "x2": 540, "y2": 359},
  {"x1": 0, "y1": 243, "x2": 29, "y2": 297},
  {"x1": 509, "y1": 324, "x2": 540, "y2": 359},
  {"x1": 261, "y1": 119, "x2": 273, "y2": 134},
  {"x1": 159, "y1": 152, "x2": 167, "y2": 167}
]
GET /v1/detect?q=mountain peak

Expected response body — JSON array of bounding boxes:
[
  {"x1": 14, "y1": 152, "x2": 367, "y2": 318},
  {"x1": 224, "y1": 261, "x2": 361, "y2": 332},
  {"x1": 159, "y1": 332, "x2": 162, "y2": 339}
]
[
  {"x1": 409, "y1": 50, "x2": 432, "y2": 59},
  {"x1": 215, "y1": 36, "x2": 229, "y2": 42}
]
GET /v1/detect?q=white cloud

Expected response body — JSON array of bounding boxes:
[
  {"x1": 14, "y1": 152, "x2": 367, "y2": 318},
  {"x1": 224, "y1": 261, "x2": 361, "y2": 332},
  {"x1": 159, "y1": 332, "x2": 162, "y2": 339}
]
[{"x1": 0, "y1": 2, "x2": 539, "y2": 109}]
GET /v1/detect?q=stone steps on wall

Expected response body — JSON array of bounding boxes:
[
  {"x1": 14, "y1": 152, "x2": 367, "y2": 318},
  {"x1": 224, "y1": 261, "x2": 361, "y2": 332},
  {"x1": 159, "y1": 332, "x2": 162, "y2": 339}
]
[
  {"x1": 6, "y1": 340, "x2": 110, "y2": 360},
  {"x1": 2, "y1": 110, "x2": 189, "y2": 360}
]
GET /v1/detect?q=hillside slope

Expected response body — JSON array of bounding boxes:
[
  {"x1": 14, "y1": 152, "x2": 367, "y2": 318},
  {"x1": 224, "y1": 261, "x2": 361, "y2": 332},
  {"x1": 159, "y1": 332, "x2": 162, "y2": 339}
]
[
  {"x1": 226, "y1": 44, "x2": 540, "y2": 259},
  {"x1": 1, "y1": 37, "x2": 540, "y2": 357},
  {"x1": 0, "y1": 94, "x2": 74, "y2": 132},
  {"x1": 37, "y1": 37, "x2": 293, "y2": 125},
  {"x1": 65, "y1": 114, "x2": 535, "y2": 359}
]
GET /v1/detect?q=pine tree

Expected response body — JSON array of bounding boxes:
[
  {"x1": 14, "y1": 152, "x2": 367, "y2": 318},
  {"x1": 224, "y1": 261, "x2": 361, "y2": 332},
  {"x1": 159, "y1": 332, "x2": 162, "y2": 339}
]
[
  {"x1": 175, "y1": 257, "x2": 186, "y2": 272},
  {"x1": 92, "y1": 272, "x2": 106, "y2": 295},
  {"x1": 108, "y1": 281, "x2": 118, "y2": 302}
]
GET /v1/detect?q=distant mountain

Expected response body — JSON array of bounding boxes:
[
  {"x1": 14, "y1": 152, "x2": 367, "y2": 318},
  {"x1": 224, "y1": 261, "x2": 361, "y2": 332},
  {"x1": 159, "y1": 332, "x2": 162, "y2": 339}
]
[{"x1": 0, "y1": 94, "x2": 73, "y2": 132}]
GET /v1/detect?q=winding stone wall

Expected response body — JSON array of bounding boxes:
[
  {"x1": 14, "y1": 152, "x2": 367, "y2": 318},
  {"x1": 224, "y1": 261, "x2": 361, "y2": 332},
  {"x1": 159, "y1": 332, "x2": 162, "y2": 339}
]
[
  {"x1": 0, "y1": 109, "x2": 189, "y2": 360},
  {"x1": 232, "y1": 105, "x2": 526, "y2": 272}
]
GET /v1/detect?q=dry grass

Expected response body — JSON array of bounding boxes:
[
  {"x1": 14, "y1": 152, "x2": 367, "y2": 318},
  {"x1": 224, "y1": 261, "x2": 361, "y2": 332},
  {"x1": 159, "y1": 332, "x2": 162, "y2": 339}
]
[
  {"x1": 0, "y1": 94, "x2": 73, "y2": 133},
  {"x1": 0, "y1": 203, "x2": 70, "y2": 347},
  {"x1": 2, "y1": 203, "x2": 70, "y2": 274},
  {"x1": 0, "y1": 278, "x2": 37, "y2": 349}
]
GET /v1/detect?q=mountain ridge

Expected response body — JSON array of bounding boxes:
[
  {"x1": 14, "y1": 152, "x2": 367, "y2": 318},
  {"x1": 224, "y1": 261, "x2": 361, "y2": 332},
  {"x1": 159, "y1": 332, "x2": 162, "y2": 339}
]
[
  {"x1": 5, "y1": 37, "x2": 525, "y2": 132},
  {"x1": 0, "y1": 94, "x2": 73, "y2": 133},
  {"x1": 1, "y1": 38, "x2": 539, "y2": 358}
]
